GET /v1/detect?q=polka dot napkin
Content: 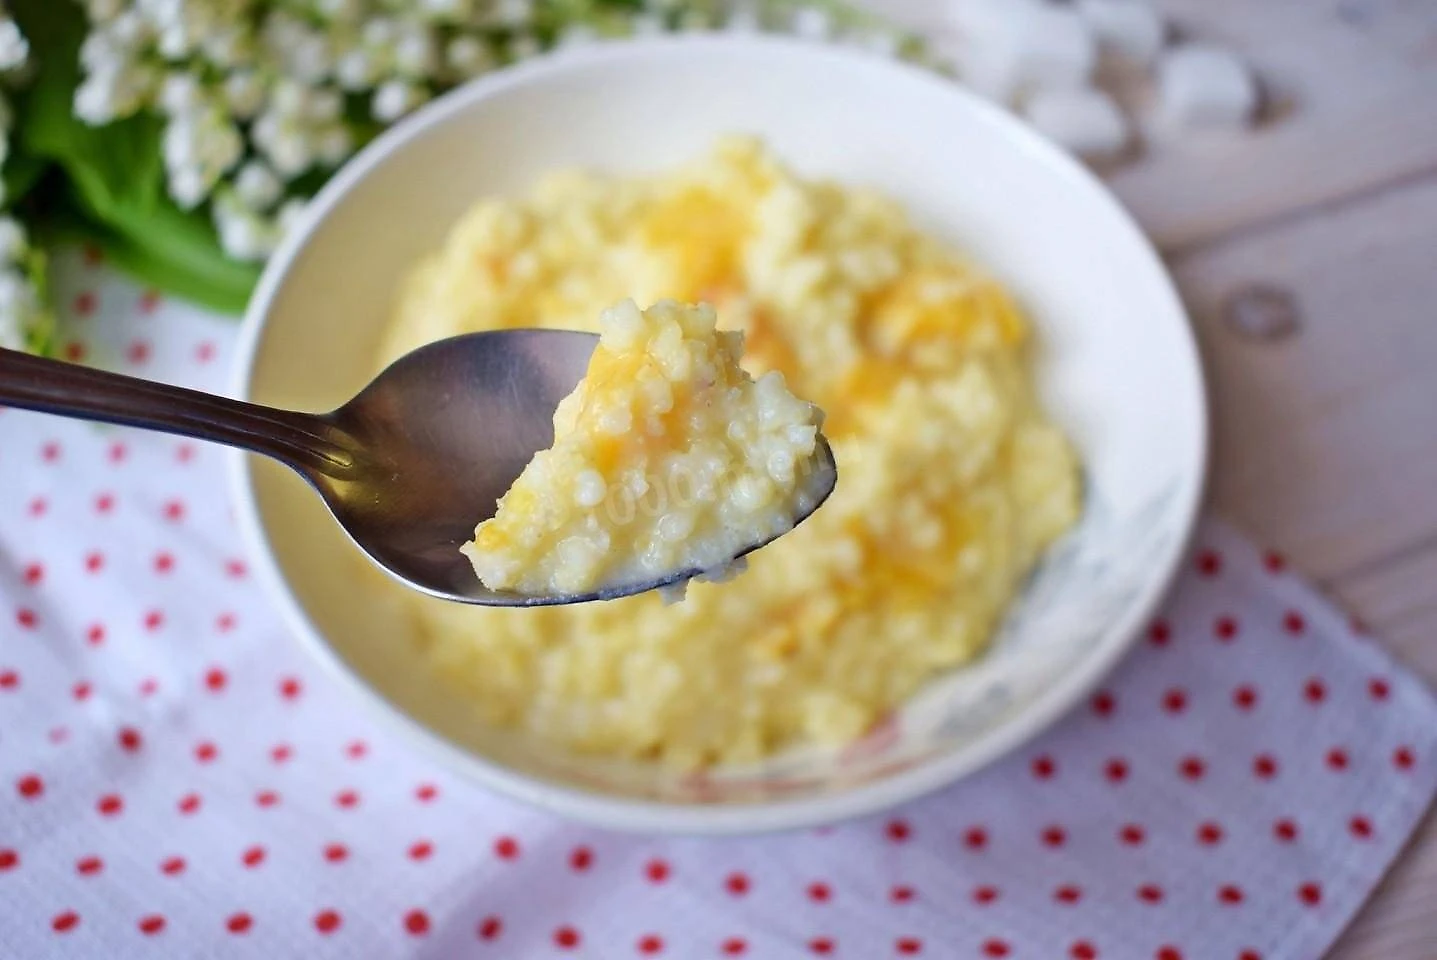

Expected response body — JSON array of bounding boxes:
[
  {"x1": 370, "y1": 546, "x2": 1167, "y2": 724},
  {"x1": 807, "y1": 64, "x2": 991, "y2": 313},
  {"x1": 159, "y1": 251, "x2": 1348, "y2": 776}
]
[{"x1": 2, "y1": 250, "x2": 1435, "y2": 960}]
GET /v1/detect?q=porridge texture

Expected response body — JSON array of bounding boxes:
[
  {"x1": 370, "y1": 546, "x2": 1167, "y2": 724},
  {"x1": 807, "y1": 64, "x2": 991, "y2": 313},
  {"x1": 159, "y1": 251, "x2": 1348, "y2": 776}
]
[
  {"x1": 462, "y1": 298, "x2": 828, "y2": 598},
  {"x1": 380, "y1": 138, "x2": 1081, "y2": 770}
]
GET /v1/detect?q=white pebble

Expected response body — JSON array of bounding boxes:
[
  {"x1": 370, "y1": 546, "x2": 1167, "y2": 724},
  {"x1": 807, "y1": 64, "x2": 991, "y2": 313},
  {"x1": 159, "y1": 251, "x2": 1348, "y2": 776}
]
[
  {"x1": 953, "y1": 0, "x2": 1097, "y2": 104},
  {"x1": 1156, "y1": 44, "x2": 1258, "y2": 131},
  {"x1": 1075, "y1": 0, "x2": 1165, "y2": 65},
  {"x1": 1024, "y1": 86, "x2": 1130, "y2": 159}
]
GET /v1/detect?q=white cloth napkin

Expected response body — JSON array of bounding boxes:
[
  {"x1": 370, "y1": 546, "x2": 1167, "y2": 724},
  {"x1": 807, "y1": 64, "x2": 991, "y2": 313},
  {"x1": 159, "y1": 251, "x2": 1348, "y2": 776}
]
[{"x1": 1, "y1": 252, "x2": 1433, "y2": 960}]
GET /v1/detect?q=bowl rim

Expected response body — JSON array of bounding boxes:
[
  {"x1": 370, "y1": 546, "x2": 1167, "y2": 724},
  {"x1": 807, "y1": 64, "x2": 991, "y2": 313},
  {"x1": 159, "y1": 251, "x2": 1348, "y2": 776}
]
[{"x1": 227, "y1": 33, "x2": 1210, "y2": 835}]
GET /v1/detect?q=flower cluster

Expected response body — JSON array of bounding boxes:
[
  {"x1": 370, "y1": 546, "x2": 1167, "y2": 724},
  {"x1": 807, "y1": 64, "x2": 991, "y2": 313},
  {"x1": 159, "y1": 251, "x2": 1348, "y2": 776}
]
[
  {"x1": 0, "y1": 3, "x2": 45, "y2": 351},
  {"x1": 69, "y1": 0, "x2": 923, "y2": 262}
]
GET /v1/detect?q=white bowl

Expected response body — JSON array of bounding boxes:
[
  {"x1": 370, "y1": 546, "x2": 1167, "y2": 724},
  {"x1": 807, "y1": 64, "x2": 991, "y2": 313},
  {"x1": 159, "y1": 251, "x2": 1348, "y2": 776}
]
[{"x1": 229, "y1": 35, "x2": 1207, "y2": 834}]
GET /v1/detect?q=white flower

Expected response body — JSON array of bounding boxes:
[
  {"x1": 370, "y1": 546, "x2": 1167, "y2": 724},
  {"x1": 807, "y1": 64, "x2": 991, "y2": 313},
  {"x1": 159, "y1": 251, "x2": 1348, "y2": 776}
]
[
  {"x1": 628, "y1": 15, "x2": 667, "y2": 37},
  {"x1": 213, "y1": 189, "x2": 281, "y2": 261},
  {"x1": 75, "y1": 63, "x2": 155, "y2": 125},
  {"x1": 276, "y1": 198, "x2": 310, "y2": 235},
  {"x1": 0, "y1": 217, "x2": 28, "y2": 265},
  {"x1": 86, "y1": 0, "x2": 126, "y2": 21},
  {"x1": 314, "y1": 0, "x2": 364, "y2": 22},
  {"x1": 315, "y1": 125, "x2": 353, "y2": 165},
  {"x1": 392, "y1": 22, "x2": 437, "y2": 77},
  {"x1": 790, "y1": 6, "x2": 834, "y2": 41},
  {"x1": 222, "y1": 70, "x2": 266, "y2": 118},
  {"x1": 233, "y1": 160, "x2": 283, "y2": 210},
  {"x1": 251, "y1": 108, "x2": 315, "y2": 177},
  {"x1": 505, "y1": 33, "x2": 541, "y2": 62},
  {"x1": 556, "y1": 24, "x2": 599, "y2": 50},
  {"x1": 445, "y1": 35, "x2": 493, "y2": 77},
  {"x1": 371, "y1": 79, "x2": 428, "y2": 122},
  {"x1": 161, "y1": 105, "x2": 243, "y2": 207},
  {"x1": 722, "y1": 6, "x2": 763, "y2": 33},
  {"x1": 335, "y1": 47, "x2": 378, "y2": 89},
  {"x1": 201, "y1": 25, "x2": 253, "y2": 69},
  {"x1": 306, "y1": 88, "x2": 343, "y2": 123},
  {"x1": 158, "y1": 72, "x2": 204, "y2": 116},
  {"x1": 419, "y1": 0, "x2": 471, "y2": 20},
  {"x1": 487, "y1": 0, "x2": 533, "y2": 28},
  {"x1": 0, "y1": 18, "x2": 30, "y2": 72}
]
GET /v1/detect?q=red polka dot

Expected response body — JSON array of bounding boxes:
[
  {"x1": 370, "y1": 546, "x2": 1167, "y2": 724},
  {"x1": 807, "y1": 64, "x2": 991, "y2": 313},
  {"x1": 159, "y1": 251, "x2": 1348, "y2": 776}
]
[
  {"x1": 196, "y1": 341, "x2": 217, "y2": 363},
  {"x1": 255, "y1": 790, "x2": 281, "y2": 808},
  {"x1": 47, "y1": 726, "x2": 69, "y2": 745},
  {"x1": 494, "y1": 836, "x2": 520, "y2": 860},
  {"x1": 554, "y1": 925, "x2": 581, "y2": 949},
  {"x1": 96, "y1": 793, "x2": 123, "y2": 816},
  {"x1": 980, "y1": 939, "x2": 1011, "y2": 958},
  {"x1": 0, "y1": 849, "x2": 17, "y2": 870},
  {"x1": 415, "y1": 782, "x2": 439, "y2": 802},
  {"x1": 18, "y1": 774, "x2": 46, "y2": 800},
  {"x1": 638, "y1": 933, "x2": 665, "y2": 954},
  {"x1": 477, "y1": 916, "x2": 502, "y2": 941},
  {"x1": 1233, "y1": 685, "x2": 1258, "y2": 710},
  {"x1": 138, "y1": 914, "x2": 166, "y2": 935},
  {"x1": 1368, "y1": 678, "x2": 1390, "y2": 701},
  {"x1": 1252, "y1": 753, "x2": 1278, "y2": 779},
  {"x1": 225, "y1": 558, "x2": 249, "y2": 578},
  {"x1": 270, "y1": 743, "x2": 293, "y2": 764},
  {"x1": 725, "y1": 872, "x2": 750, "y2": 895},
  {"x1": 127, "y1": 341, "x2": 152, "y2": 365},
  {"x1": 241, "y1": 846, "x2": 265, "y2": 868},
  {"x1": 72, "y1": 680, "x2": 92, "y2": 701},
  {"x1": 721, "y1": 938, "x2": 747, "y2": 955},
  {"x1": 216, "y1": 612, "x2": 237, "y2": 632},
  {"x1": 1156, "y1": 948, "x2": 1183, "y2": 960},
  {"x1": 569, "y1": 846, "x2": 593, "y2": 871},
  {"x1": 1214, "y1": 616, "x2": 1239, "y2": 641},
  {"x1": 1105, "y1": 758, "x2": 1129, "y2": 783},
  {"x1": 16, "y1": 608, "x2": 37, "y2": 629},
  {"x1": 1350, "y1": 815, "x2": 1374, "y2": 839},
  {"x1": 27, "y1": 497, "x2": 47, "y2": 517},
  {"x1": 227, "y1": 913, "x2": 252, "y2": 934},
  {"x1": 1262, "y1": 550, "x2": 1286, "y2": 572},
  {"x1": 85, "y1": 552, "x2": 105, "y2": 573},
  {"x1": 324, "y1": 843, "x2": 348, "y2": 863},
  {"x1": 1304, "y1": 678, "x2": 1327, "y2": 703},
  {"x1": 1179, "y1": 756, "x2": 1206, "y2": 780},
  {"x1": 1394, "y1": 746, "x2": 1415, "y2": 771},
  {"x1": 22, "y1": 562, "x2": 43, "y2": 586},
  {"x1": 178, "y1": 793, "x2": 201, "y2": 815},
  {"x1": 63, "y1": 340, "x2": 86, "y2": 362},
  {"x1": 1283, "y1": 611, "x2": 1306, "y2": 635},
  {"x1": 139, "y1": 679, "x2": 158, "y2": 698},
  {"x1": 314, "y1": 910, "x2": 341, "y2": 933},
  {"x1": 345, "y1": 740, "x2": 368, "y2": 759},
  {"x1": 204, "y1": 667, "x2": 227, "y2": 692},
  {"x1": 1219, "y1": 884, "x2": 1245, "y2": 905},
  {"x1": 1197, "y1": 549, "x2": 1222, "y2": 575},
  {"x1": 1274, "y1": 819, "x2": 1299, "y2": 842},
  {"x1": 404, "y1": 910, "x2": 430, "y2": 936},
  {"x1": 886, "y1": 819, "x2": 911, "y2": 842},
  {"x1": 1148, "y1": 620, "x2": 1171, "y2": 646},
  {"x1": 890, "y1": 884, "x2": 916, "y2": 903},
  {"x1": 972, "y1": 885, "x2": 999, "y2": 905},
  {"x1": 1071, "y1": 942, "x2": 1098, "y2": 959},
  {"x1": 1197, "y1": 822, "x2": 1224, "y2": 845},
  {"x1": 964, "y1": 826, "x2": 988, "y2": 850},
  {"x1": 1091, "y1": 690, "x2": 1116, "y2": 717},
  {"x1": 86, "y1": 623, "x2": 105, "y2": 646},
  {"x1": 1238, "y1": 951, "x2": 1263, "y2": 960},
  {"x1": 1162, "y1": 688, "x2": 1189, "y2": 713},
  {"x1": 107, "y1": 442, "x2": 127, "y2": 464},
  {"x1": 1054, "y1": 884, "x2": 1083, "y2": 904},
  {"x1": 194, "y1": 741, "x2": 219, "y2": 763},
  {"x1": 176, "y1": 442, "x2": 196, "y2": 463},
  {"x1": 1042, "y1": 825, "x2": 1067, "y2": 847},
  {"x1": 1326, "y1": 747, "x2": 1350, "y2": 771},
  {"x1": 1031, "y1": 754, "x2": 1057, "y2": 779},
  {"x1": 51, "y1": 911, "x2": 79, "y2": 933},
  {"x1": 140, "y1": 289, "x2": 161, "y2": 313},
  {"x1": 809, "y1": 938, "x2": 835, "y2": 955},
  {"x1": 1120, "y1": 823, "x2": 1146, "y2": 846},
  {"x1": 143, "y1": 610, "x2": 164, "y2": 631},
  {"x1": 897, "y1": 937, "x2": 923, "y2": 955},
  {"x1": 0, "y1": 669, "x2": 17, "y2": 690},
  {"x1": 334, "y1": 789, "x2": 360, "y2": 809},
  {"x1": 409, "y1": 840, "x2": 433, "y2": 861},
  {"x1": 1137, "y1": 884, "x2": 1165, "y2": 904},
  {"x1": 807, "y1": 881, "x2": 832, "y2": 902},
  {"x1": 645, "y1": 858, "x2": 671, "y2": 882},
  {"x1": 1298, "y1": 882, "x2": 1322, "y2": 906},
  {"x1": 75, "y1": 286, "x2": 98, "y2": 311},
  {"x1": 78, "y1": 855, "x2": 108, "y2": 876},
  {"x1": 160, "y1": 856, "x2": 185, "y2": 876},
  {"x1": 95, "y1": 493, "x2": 115, "y2": 513},
  {"x1": 40, "y1": 442, "x2": 60, "y2": 463}
]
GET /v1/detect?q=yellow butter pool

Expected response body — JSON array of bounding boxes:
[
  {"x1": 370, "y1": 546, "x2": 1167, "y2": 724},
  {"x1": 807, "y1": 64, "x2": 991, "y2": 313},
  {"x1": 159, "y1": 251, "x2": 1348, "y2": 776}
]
[{"x1": 379, "y1": 138, "x2": 1081, "y2": 770}]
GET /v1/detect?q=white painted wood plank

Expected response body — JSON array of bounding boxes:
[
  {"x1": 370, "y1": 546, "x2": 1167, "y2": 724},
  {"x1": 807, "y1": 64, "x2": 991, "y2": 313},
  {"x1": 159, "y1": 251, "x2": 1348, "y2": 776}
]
[
  {"x1": 1169, "y1": 174, "x2": 1437, "y2": 579},
  {"x1": 864, "y1": 0, "x2": 1437, "y2": 249}
]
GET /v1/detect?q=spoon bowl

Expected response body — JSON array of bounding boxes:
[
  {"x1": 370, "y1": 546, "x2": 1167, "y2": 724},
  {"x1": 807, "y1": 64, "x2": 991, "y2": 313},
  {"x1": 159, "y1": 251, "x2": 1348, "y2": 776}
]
[{"x1": 0, "y1": 333, "x2": 837, "y2": 606}]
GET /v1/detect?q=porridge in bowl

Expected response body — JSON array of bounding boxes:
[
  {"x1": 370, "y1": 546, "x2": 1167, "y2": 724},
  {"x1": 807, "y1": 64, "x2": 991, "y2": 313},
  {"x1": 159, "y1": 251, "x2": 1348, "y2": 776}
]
[{"x1": 379, "y1": 138, "x2": 1081, "y2": 771}]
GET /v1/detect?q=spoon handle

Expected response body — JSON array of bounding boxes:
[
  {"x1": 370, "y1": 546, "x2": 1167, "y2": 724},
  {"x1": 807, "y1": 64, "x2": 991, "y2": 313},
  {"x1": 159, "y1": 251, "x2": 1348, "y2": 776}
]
[{"x1": 0, "y1": 348, "x2": 354, "y2": 475}]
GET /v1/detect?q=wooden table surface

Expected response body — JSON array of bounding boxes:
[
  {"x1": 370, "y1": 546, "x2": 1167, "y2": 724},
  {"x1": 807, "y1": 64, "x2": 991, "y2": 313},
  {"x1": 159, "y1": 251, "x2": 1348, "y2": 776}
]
[{"x1": 868, "y1": 1, "x2": 1437, "y2": 956}]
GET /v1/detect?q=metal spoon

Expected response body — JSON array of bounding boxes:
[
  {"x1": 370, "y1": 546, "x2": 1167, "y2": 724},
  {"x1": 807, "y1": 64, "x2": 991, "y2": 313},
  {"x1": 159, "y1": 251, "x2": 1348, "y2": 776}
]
[{"x1": 0, "y1": 333, "x2": 837, "y2": 607}]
